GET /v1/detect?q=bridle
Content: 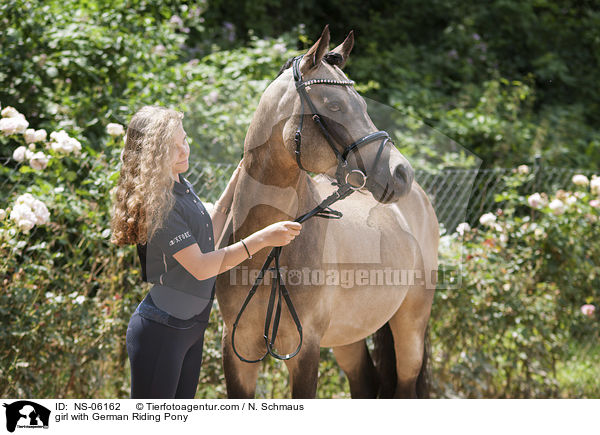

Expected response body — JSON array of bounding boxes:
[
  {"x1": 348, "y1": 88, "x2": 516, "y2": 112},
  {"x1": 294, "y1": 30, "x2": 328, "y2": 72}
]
[
  {"x1": 231, "y1": 54, "x2": 394, "y2": 363},
  {"x1": 292, "y1": 54, "x2": 392, "y2": 190}
]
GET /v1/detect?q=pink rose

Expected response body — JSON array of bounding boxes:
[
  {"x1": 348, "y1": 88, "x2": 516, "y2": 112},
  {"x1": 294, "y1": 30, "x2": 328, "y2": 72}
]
[{"x1": 581, "y1": 304, "x2": 596, "y2": 318}]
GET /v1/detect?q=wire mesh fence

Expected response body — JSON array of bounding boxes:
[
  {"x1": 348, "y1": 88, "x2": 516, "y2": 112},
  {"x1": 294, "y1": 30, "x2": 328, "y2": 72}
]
[
  {"x1": 184, "y1": 159, "x2": 596, "y2": 234},
  {"x1": 422, "y1": 163, "x2": 596, "y2": 231},
  {"x1": 1, "y1": 155, "x2": 595, "y2": 237}
]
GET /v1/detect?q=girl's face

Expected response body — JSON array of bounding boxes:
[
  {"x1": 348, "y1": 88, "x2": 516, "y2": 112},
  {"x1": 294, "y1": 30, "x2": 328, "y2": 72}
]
[{"x1": 171, "y1": 123, "x2": 190, "y2": 180}]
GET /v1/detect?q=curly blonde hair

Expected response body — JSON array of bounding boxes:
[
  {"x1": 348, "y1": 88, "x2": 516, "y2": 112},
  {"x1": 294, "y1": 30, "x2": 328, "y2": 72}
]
[{"x1": 110, "y1": 105, "x2": 184, "y2": 246}]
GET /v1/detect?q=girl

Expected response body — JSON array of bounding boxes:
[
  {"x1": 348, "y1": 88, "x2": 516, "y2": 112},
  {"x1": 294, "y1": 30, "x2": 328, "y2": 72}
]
[{"x1": 109, "y1": 105, "x2": 301, "y2": 398}]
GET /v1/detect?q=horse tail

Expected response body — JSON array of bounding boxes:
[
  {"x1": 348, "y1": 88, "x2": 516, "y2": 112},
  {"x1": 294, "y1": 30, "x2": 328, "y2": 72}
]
[
  {"x1": 371, "y1": 322, "x2": 396, "y2": 398},
  {"x1": 416, "y1": 325, "x2": 431, "y2": 398},
  {"x1": 372, "y1": 322, "x2": 432, "y2": 398}
]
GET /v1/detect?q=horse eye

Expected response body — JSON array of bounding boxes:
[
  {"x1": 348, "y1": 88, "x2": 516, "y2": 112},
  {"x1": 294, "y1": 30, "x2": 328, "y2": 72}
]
[{"x1": 328, "y1": 102, "x2": 341, "y2": 112}]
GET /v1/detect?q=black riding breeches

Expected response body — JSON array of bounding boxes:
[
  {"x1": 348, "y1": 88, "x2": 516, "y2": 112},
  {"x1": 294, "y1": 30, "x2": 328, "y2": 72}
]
[{"x1": 125, "y1": 310, "x2": 210, "y2": 399}]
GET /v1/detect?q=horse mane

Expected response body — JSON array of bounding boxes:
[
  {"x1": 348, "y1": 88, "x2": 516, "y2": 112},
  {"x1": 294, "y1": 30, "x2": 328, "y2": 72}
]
[
  {"x1": 276, "y1": 52, "x2": 344, "y2": 78},
  {"x1": 276, "y1": 57, "x2": 295, "y2": 77}
]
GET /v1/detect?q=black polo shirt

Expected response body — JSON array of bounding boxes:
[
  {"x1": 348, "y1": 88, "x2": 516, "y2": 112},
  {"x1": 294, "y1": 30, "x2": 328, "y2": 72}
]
[{"x1": 135, "y1": 173, "x2": 216, "y2": 327}]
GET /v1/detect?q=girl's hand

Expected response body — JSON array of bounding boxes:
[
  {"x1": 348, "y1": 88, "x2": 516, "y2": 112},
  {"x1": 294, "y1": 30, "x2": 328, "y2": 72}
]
[{"x1": 259, "y1": 221, "x2": 302, "y2": 247}]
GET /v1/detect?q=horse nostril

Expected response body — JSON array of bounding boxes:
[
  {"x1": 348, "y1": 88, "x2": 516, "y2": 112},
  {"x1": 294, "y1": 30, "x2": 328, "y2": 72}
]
[
  {"x1": 393, "y1": 164, "x2": 414, "y2": 190},
  {"x1": 394, "y1": 164, "x2": 408, "y2": 183}
]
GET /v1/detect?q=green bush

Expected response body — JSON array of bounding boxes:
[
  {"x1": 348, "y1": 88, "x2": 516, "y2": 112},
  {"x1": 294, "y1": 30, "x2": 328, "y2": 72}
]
[
  {"x1": 431, "y1": 170, "x2": 600, "y2": 397},
  {"x1": 0, "y1": 120, "x2": 136, "y2": 397},
  {"x1": 0, "y1": 0, "x2": 192, "y2": 143}
]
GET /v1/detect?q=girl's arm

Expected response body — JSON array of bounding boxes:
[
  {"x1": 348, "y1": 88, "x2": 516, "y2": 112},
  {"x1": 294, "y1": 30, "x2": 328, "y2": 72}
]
[{"x1": 173, "y1": 221, "x2": 302, "y2": 280}]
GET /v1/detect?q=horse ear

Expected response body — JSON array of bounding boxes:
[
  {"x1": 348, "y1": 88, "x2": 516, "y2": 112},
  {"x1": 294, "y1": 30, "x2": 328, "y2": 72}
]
[
  {"x1": 330, "y1": 30, "x2": 354, "y2": 69},
  {"x1": 300, "y1": 24, "x2": 330, "y2": 75}
]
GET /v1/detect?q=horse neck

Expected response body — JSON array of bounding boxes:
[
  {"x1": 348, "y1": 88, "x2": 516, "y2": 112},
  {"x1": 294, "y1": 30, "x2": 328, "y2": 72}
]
[{"x1": 234, "y1": 136, "x2": 316, "y2": 236}]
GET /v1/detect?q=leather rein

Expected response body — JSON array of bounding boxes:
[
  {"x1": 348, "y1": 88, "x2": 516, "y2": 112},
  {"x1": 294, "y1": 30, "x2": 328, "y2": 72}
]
[{"x1": 231, "y1": 55, "x2": 392, "y2": 362}]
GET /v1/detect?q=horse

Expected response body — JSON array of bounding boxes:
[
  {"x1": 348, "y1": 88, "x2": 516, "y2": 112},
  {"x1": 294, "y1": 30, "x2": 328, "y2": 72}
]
[{"x1": 215, "y1": 25, "x2": 439, "y2": 399}]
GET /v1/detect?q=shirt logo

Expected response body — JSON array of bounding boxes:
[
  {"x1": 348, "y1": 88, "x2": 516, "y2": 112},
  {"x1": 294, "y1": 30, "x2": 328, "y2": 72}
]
[{"x1": 169, "y1": 231, "x2": 191, "y2": 246}]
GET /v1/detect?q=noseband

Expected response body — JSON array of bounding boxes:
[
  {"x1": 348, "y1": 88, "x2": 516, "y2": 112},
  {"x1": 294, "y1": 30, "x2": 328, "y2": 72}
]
[{"x1": 231, "y1": 55, "x2": 394, "y2": 363}]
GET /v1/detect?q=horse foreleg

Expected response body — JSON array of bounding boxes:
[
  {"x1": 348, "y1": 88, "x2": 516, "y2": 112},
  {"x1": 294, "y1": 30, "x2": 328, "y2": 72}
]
[
  {"x1": 333, "y1": 340, "x2": 378, "y2": 398},
  {"x1": 222, "y1": 329, "x2": 260, "y2": 398},
  {"x1": 284, "y1": 341, "x2": 320, "y2": 398},
  {"x1": 388, "y1": 286, "x2": 434, "y2": 399}
]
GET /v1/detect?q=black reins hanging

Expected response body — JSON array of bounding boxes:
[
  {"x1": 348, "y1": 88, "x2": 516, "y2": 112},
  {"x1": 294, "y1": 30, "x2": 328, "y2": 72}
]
[
  {"x1": 231, "y1": 54, "x2": 393, "y2": 363},
  {"x1": 231, "y1": 182, "x2": 356, "y2": 363}
]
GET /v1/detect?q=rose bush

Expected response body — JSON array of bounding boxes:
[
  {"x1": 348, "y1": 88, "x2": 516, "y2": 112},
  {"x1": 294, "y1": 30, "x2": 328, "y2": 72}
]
[{"x1": 431, "y1": 169, "x2": 600, "y2": 397}]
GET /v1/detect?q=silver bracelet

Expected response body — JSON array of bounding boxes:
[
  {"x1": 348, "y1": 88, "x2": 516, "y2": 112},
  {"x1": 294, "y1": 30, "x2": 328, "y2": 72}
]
[{"x1": 240, "y1": 238, "x2": 252, "y2": 259}]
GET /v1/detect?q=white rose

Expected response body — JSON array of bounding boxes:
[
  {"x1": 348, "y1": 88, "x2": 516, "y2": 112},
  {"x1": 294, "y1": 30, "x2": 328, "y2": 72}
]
[
  {"x1": 69, "y1": 137, "x2": 81, "y2": 154},
  {"x1": 0, "y1": 116, "x2": 29, "y2": 135},
  {"x1": 51, "y1": 140, "x2": 66, "y2": 153},
  {"x1": 74, "y1": 295, "x2": 85, "y2": 304},
  {"x1": 49, "y1": 130, "x2": 81, "y2": 155},
  {"x1": 591, "y1": 176, "x2": 600, "y2": 196},
  {"x1": 31, "y1": 199, "x2": 50, "y2": 225},
  {"x1": 549, "y1": 199, "x2": 565, "y2": 215},
  {"x1": 15, "y1": 117, "x2": 29, "y2": 134},
  {"x1": 106, "y1": 123, "x2": 124, "y2": 137},
  {"x1": 10, "y1": 202, "x2": 36, "y2": 224},
  {"x1": 479, "y1": 212, "x2": 496, "y2": 227},
  {"x1": 527, "y1": 193, "x2": 545, "y2": 209},
  {"x1": 24, "y1": 128, "x2": 36, "y2": 144},
  {"x1": 49, "y1": 131, "x2": 66, "y2": 152},
  {"x1": 456, "y1": 222, "x2": 471, "y2": 236},
  {"x1": 49, "y1": 130, "x2": 62, "y2": 142},
  {"x1": 15, "y1": 193, "x2": 36, "y2": 208},
  {"x1": 565, "y1": 195, "x2": 577, "y2": 206},
  {"x1": 12, "y1": 145, "x2": 27, "y2": 162},
  {"x1": 1, "y1": 106, "x2": 21, "y2": 118},
  {"x1": 17, "y1": 219, "x2": 35, "y2": 232},
  {"x1": 517, "y1": 165, "x2": 530, "y2": 175},
  {"x1": 0, "y1": 209, "x2": 5, "y2": 220},
  {"x1": 29, "y1": 151, "x2": 49, "y2": 170},
  {"x1": 572, "y1": 174, "x2": 589, "y2": 186},
  {"x1": 34, "y1": 129, "x2": 47, "y2": 142}
]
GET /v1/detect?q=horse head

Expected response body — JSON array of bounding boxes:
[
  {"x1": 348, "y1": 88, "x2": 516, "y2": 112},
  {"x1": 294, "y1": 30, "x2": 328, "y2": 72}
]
[{"x1": 270, "y1": 25, "x2": 414, "y2": 202}]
